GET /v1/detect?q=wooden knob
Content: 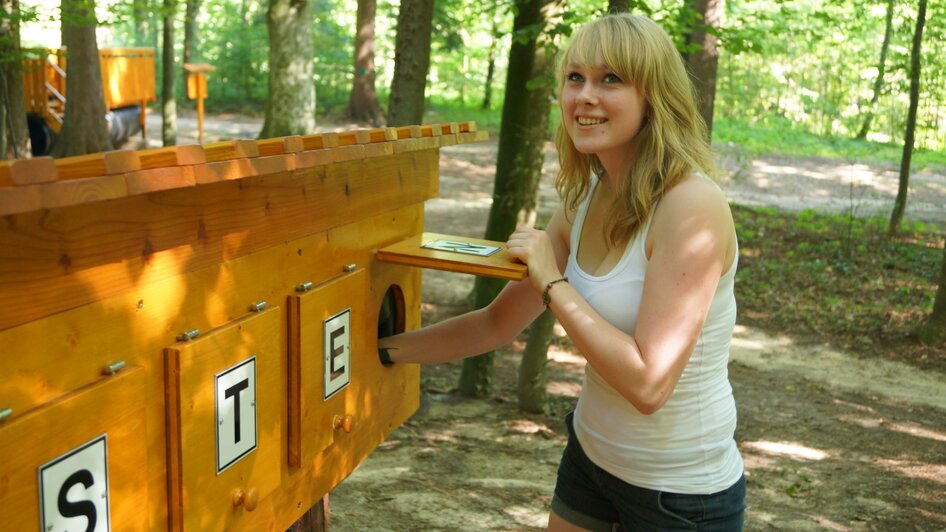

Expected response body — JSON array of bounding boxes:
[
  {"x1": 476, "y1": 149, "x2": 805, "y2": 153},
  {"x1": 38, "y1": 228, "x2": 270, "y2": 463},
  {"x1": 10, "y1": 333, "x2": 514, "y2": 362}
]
[
  {"x1": 232, "y1": 487, "x2": 259, "y2": 511},
  {"x1": 333, "y1": 414, "x2": 354, "y2": 433}
]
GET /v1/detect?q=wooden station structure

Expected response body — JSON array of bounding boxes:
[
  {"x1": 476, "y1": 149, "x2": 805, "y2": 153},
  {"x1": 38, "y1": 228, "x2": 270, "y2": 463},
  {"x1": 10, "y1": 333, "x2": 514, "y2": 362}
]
[
  {"x1": 23, "y1": 48, "x2": 156, "y2": 137},
  {"x1": 0, "y1": 123, "x2": 526, "y2": 530}
]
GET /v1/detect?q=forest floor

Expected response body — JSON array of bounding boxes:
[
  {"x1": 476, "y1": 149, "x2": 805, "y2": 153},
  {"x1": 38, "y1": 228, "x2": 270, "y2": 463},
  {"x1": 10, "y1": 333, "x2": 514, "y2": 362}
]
[{"x1": 142, "y1": 112, "x2": 946, "y2": 531}]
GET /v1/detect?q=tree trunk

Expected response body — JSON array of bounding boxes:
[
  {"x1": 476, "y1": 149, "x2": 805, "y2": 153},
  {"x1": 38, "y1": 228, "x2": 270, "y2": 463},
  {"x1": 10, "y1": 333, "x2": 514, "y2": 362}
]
[
  {"x1": 346, "y1": 0, "x2": 384, "y2": 126},
  {"x1": 387, "y1": 0, "x2": 433, "y2": 127},
  {"x1": 133, "y1": 0, "x2": 151, "y2": 46},
  {"x1": 459, "y1": 0, "x2": 562, "y2": 396},
  {"x1": 518, "y1": 309, "x2": 556, "y2": 413},
  {"x1": 50, "y1": 0, "x2": 110, "y2": 157},
  {"x1": 1, "y1": 0, "x2": 31, "y2": 159},
  {"x1": 685, "y1": 0, "x2": 723, "y2": 138},
  {"x1": 162, "y1": 0, "x2": 177, "y2": 146},
  {"x1": 481, "y1": 13, "x2": 499, "y2": 110},
  {"x1": 259, "y1": 0, "x2": 316, "y2": 137},
  {"x1": 920, "y1": 237, "x2": 946, "y2": 344},
  {"x1": 888, "y1": 0, "x2": 926, "y2": 236},
  {"x1": 608, "y1": 0, "x2": 631, "y2": 13},
  {"x1": 857, "y1": 0, "x2": 894, "y2": 140},
  {"x1": 183, "y1": 0, "x2": 201, "y2": 80}
]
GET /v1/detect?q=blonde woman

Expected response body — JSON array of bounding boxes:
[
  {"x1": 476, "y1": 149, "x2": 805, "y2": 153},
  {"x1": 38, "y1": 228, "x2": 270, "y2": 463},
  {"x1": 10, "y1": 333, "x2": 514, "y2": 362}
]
[{"x1": 380, "y1": 13, "x2": 745, "y2": 531}]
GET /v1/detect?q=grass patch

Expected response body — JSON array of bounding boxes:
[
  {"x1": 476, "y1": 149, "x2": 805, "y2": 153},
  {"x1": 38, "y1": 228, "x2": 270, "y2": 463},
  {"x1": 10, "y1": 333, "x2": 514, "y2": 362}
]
[
  {"x1": 733, "y1": 204, "x2": 945, "y2": 370},
  {"x1": 715, "y1": 116, "x2": 946, "y2": 173}
]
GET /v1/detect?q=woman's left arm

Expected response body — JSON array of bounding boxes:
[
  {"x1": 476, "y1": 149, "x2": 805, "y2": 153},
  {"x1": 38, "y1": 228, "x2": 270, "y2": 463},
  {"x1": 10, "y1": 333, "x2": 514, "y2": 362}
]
[{"x1": 510, "y1": 179, "x2": 736, "y2": 414}]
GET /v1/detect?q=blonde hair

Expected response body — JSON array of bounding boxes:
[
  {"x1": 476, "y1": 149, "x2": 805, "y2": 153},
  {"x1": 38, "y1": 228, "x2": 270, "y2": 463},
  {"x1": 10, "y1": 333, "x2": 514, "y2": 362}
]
[{"x1": 555, "y1": 14, "x2": 717, "y2": 245}]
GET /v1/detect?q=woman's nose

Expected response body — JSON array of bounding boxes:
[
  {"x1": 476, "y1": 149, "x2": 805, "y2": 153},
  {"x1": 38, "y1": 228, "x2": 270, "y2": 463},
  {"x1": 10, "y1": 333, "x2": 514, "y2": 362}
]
[{"x1": 576, "y1": 84, "x2": 597, "y2": 105}]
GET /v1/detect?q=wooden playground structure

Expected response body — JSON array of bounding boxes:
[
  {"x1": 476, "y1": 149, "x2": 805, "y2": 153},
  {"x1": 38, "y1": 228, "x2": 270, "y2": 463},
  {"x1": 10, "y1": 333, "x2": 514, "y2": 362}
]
[
  {"x1": 22, "y1": 48, "x2": 156, "y2": 153},
  {"x1": 0, "y1": 123, "x2": 526, "y2": 530}
]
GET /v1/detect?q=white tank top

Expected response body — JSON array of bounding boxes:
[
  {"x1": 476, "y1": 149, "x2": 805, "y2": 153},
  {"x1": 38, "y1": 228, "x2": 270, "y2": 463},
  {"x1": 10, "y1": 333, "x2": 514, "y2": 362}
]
[{"x1": 564, "y1": 178, "x2": 744, "y2": 494}]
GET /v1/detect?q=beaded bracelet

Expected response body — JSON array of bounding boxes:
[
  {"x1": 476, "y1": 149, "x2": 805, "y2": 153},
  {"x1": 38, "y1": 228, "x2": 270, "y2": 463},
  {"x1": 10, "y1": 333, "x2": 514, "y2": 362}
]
[{"x1": 542, "y1": 277, "x2": 569, "y2": 309}]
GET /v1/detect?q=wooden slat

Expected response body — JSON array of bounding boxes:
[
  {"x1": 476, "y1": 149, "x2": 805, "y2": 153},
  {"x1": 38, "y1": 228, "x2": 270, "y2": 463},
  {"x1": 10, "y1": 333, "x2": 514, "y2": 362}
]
[
  {"x1": 138, "y1": 145, "x2": 206, "y2": 170},
  {"x1": 377, "y1": 232, "x2": 527, "y2": 281},
  {"x1": 394, "y1": 126, "x2": 420, "y2": 140},
  {"x1": 300, "y1": 133, "x2": 340, "y2": 151},
  {"x1": 193, "y1": 158, "x2": 258, "y2": 184},
  {"x1": 39, "y1": 174, "x2": 127, "y2": 208},
  {"x1": 54, "y1": 150, "x2": 140, "y2": 180},
  {"x1": 125, "y1": 166, "x2": 196, "y2": 195},
  {"x1": 393, "y1": 137, "x2": 439, "y2": 154},
  {"x1": 1, "y1": 157, "x2": 56, "y2": 186},
  {"x1": 203, "y1": 139, "x2": 259, "y2": 162},
  {"x1": 368, "y1": 128, "x2": 397, "y2": 143},
  {"x1": 257, "y1": 136, "x2": 304, "y2": 156},
  {"x1": 295, "y1": 149, "x2": 335, "y2": 169},
  {"x1": 0, "y1": 185, "x2": 43, "y2": 215}
]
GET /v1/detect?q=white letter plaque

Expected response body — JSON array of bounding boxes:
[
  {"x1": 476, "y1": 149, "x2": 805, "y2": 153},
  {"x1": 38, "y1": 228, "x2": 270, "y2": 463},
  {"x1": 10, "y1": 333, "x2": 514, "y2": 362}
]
[
  {"x1": 38, "y1": 434, "x2": 110, "y2": 532},
  {"x1": 323, "y1": 308, "x2": 351, "y2": 400},
  {"x1": 216, "y1": 356, "x2": 257, "y2": 474}
]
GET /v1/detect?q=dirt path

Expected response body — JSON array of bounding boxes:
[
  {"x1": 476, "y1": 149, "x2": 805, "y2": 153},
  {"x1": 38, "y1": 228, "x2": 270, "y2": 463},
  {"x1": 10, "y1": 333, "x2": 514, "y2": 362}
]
[{"x1": 140, "y1": 115, "x2": 946, "y2": 530}]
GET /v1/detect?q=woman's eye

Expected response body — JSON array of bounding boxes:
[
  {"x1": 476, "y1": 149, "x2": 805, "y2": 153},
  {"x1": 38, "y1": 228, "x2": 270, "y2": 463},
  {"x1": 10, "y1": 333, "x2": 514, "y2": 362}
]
[
  {"x1": 567, "y1": 72, "x2": 584, "y2": 83},
  {"x1": 603, "y1": 73, "x2": 622, "y2": 84}
]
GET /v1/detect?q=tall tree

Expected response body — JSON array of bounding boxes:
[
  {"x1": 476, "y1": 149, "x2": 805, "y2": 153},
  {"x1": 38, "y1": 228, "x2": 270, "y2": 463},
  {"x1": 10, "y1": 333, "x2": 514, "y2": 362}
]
[
  {"x1": 685, "y1": 0, "x2": 723, "y2": 137},
  {"x1": 133, "y1": 0, "x2": 151, "y2": 46},
  {"x1": 459, "y1": 0, "x2": 563, "y2": 396},
  {"x1": 346, "y1": 0, "x2": 384, "y2": 125},
  {"x1": 856, "y1": 0, "x2": 895, "y2": 140},
  {"x1": 888, "y1": 0, "x2": 926, "y2": 236},
  {"x1": 182, "y1": 0, "x2": 201, "y2": 80},
  {"x1": 0, "y1": 0, "x2": 31, "y2": 159},
  {"x1": 481, "y1": 9, "x2": 500, "y2": 110},
  {"x1": 51, "y1": 0, "x2": 109, "y2": 157},
  {"x1": 387, "y1": 0, "x2": 434, "y2": 127},
  {"x1": 259, "y1": 0, "x2": 316, "y2": 137},
  {"x1": 920, "y1": 238, "x2": 946, "y2": 344},
  {"x1": 162, "y1": 0, "x2": 177, "y2": 146}
]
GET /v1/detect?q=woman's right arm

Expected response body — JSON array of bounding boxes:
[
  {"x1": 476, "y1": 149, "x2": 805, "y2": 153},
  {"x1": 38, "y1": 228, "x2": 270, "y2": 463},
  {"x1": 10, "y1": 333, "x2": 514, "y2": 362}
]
[
  {"x1": 380, "y1": 207, "x2": 573, "y2": 365},
  {"x1": 379, "y1": 277, "x2": 544, "y2": 364}
]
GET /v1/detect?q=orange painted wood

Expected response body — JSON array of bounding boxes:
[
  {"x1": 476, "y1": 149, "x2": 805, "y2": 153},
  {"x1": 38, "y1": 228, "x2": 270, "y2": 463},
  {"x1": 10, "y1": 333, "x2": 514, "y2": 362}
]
[
  {"x1": 0, "y1": 366, "x2": 149, "y2": 531},
  {"x1": 368, "y1": 128, "x2": 398, "y2": 143},
  {"x1": 394, "y1": 125, "x2": 421, "y2": 139},
  {"x1": 377, "y1": 232, "x2": 528, "y2": 280}
]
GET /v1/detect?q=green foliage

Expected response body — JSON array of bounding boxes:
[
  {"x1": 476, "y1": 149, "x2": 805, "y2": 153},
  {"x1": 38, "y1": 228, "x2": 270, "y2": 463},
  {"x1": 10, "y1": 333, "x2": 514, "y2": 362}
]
[
  {"x1": 734, "y1": 204, "x2": 944, "y2": 369},
  {"x1": 714, "y1": 116, "x2": 946, "y2": 172}
]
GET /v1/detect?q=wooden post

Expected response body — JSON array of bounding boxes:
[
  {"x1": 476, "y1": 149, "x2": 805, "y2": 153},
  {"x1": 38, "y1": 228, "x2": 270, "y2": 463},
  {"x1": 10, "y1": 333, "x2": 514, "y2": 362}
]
[{"x1": 185, "y1": 63, "x2": 215, "y2": 144}]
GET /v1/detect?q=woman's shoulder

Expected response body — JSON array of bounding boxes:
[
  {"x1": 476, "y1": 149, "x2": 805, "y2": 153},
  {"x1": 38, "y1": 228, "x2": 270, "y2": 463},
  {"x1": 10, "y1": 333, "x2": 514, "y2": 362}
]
[{"x1": 660, "y1": 173, "x2": 729, "y2": 212}]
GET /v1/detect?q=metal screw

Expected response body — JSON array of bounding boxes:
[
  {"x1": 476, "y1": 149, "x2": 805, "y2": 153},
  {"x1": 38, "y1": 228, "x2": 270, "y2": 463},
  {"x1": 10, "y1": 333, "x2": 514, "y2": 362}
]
[
  {"x1": 0, "y1": 408, "x2": 12, "y2": 422},
  {"x1": 343, "y1": 263, "x2": 356, "y2": 272},
  {"x1": 177, "y1": 329, "x2": 200, "y2": 342},
  {"x1": 296, "y1": 281, "x2": 313, "y2": 293},
  {"x1": 103, "y1": 360, "x2": 126, "y2": 376},
  {"x1": 250, "y1": 301, "x2": 268, "y2": 312}
]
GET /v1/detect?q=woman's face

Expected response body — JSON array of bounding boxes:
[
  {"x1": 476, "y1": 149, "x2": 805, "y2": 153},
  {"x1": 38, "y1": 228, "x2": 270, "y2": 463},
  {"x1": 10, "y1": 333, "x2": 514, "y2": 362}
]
[{"x1": 561, "y1": 58, "x2": 647, "y2": 172}]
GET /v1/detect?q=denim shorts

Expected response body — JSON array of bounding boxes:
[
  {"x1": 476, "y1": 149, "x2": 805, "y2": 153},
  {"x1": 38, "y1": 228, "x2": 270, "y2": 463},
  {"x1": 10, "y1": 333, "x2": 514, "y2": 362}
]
[{"x1": 552, "y1": 412, "x2": 746, "y2": 531}]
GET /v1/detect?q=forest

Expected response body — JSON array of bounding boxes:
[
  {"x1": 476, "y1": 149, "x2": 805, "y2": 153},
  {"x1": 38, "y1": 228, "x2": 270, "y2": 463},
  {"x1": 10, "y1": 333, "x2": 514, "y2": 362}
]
[{"x1": 1, "y1": 0, "x2": 945, "y2": 528}]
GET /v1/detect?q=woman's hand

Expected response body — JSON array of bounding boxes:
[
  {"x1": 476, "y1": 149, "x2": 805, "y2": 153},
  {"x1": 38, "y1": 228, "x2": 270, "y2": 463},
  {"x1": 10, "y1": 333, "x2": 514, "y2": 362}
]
[{"x1": 506, "y1": 224, "x2": 562, "y2": 293}]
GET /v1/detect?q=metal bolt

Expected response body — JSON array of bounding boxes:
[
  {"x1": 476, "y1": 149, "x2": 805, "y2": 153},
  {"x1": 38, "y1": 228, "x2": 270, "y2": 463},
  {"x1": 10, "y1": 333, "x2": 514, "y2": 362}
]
[
  {"x1": 296, "y1": 281, "x2": 313, "y2": 293},
  {"x1": 177, "y1": 329, "x2": 200, "y2": 342},
  {"x1": 0, "y1": 408, "x2": 12, "y2": 422},
  {"x1": 250, "y1": 301, "x2": 268, "y2": 312},
  {"x1": 343, "y1": 263, "x2": 356, "y2": 272},
  {"x1": 103, "y1": 360, "x2": 126, "y2": 376}
]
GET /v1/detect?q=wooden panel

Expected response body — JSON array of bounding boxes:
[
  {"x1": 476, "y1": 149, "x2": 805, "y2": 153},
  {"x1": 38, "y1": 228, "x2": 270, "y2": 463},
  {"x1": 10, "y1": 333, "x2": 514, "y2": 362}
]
[
  {"x1": 377, "y1": 232, "x2": 528, "y2": 280},
  {"x1": 288, "y1": 268, "x2": 368, "y2": 467},
  {"x1": 165, "y1": 308, "x2": 282, "y2": 531},
  {"x1": 0, "y1": 366, "x2": 149, "y2": 531},
  {"x1": 0, "y1": 150, "x2": 439, "y2": 333}
]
